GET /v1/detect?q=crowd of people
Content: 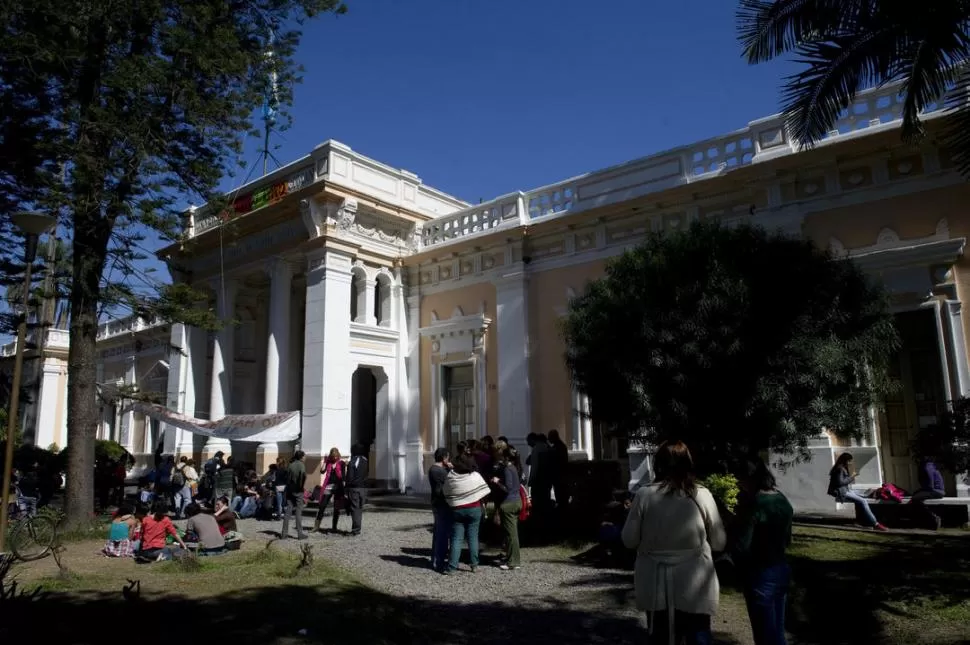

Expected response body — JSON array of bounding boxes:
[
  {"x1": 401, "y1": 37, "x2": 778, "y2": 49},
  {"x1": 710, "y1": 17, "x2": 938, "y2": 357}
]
[{"x1": 11, "y1": 429, "x2": 945, "y2": 644}]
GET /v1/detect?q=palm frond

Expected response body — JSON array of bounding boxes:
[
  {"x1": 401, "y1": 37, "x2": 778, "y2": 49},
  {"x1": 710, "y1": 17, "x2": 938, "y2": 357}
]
[
  {"x1": 895, "y1": 42, "x2": 961, "y2": 143},
  {"x1": 737, "y1": 0, "x2": 868, "y2": 64},
  {"x1": 892, "y1": 5, "x2": 970, "y2": 143},
  {"x1": 943, "y1": 64, "x2": 970, "y2": 176},
  {"x1": 782, "y1": 31, "x2": 901, "y2": 145}
]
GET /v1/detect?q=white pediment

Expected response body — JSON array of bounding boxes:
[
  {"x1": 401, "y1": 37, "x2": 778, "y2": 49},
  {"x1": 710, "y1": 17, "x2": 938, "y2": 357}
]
[{"x1": 419, "y1": 313, "x2": 491, "y2": 356}]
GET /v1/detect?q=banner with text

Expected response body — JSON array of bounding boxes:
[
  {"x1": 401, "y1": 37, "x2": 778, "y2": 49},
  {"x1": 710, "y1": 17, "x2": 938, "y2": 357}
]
[{"x1": 124, "y1": 402, "x2": 301, "y2": 443}]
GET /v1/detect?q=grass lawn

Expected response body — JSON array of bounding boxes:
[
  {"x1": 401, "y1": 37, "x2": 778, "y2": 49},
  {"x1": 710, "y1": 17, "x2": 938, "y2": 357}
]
[
  {"x1": 785, "y1": 525, "x2": 970, "y2": 645},
  {"x1": 1, "y1": 524, "x2": 968, "y2": 644}
]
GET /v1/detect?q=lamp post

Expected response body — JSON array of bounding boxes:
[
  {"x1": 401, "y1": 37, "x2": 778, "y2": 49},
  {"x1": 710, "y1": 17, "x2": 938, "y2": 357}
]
[{"x1": 0, "y1": 212, "x2": 56, "y2": 554}]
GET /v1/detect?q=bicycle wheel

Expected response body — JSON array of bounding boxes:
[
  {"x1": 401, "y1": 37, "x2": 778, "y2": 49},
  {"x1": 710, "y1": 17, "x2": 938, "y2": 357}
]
[{"x1": 10, "y1": 515, "x2": 57, "y2": 562}]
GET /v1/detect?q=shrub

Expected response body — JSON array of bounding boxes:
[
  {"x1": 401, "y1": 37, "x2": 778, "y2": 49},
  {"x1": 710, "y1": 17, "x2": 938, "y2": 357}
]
[{"x1": 702, "y1": 473, "x2": 739, "y2": 514}]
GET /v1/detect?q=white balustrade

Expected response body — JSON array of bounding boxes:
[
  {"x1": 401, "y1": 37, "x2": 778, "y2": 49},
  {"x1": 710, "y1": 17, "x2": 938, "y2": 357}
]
[{"x1": 418, "y1": 80, "x2": 949, "y2": 250}]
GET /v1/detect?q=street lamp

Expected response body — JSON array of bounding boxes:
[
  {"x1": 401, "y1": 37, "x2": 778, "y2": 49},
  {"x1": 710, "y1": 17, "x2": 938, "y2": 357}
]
[{"x1": 0, "y1": 212, "x2": 56, "y2": 554}]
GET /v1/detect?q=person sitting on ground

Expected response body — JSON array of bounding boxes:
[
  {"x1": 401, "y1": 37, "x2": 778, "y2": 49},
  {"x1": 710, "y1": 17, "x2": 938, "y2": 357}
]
[
  {"x1": 827, "y1": 452, "x2": 887, "y2": 531},
  {"x1": 184, "y1": 502, "x2": 227, "y2": 555},
  {"x1": 232, "y1": 474, "x2": 261, "y2": 519},
  {"x1": 911, "y1": 456, "x2": 946, "y2": 530},
  {"x1": 138, "y1": 500, "x2": 186, "y2": 562},
  {"x1": 213, "y1": 495, "x2": 238, "y2": 534},
  {"x1": 103, "y1": 503, "x2": 138, "y2": 558},
  {"x1": 571, "y1": 493, "x2": 633, "y2": 568}
]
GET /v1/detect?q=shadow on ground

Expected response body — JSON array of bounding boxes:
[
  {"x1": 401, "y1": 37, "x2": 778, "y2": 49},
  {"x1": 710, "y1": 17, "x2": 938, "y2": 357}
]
[
  {"x1": 0, "y1": 578, "x2": 745, "y2": 645},
  {"x1": 786, "y1": 529, "x2": 970, "y2": 645}
]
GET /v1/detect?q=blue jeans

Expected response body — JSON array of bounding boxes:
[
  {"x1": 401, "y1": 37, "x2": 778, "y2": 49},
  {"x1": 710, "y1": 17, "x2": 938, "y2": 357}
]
[
  {"x1": 744, "y1": 563, "x2": 790, "y2": 645},
  {"x1": 647, "y1": 611, "x2": 711, "y2": 645},
  {"x1": 431, "y1": 505, "x2": 452, "y2": 571},
  {"x1": 174, "y1": 486, "x2": 192, "y2": 517},
  {"x1": 844, "y1": 490, "x2": 878, "y2": 526},
  {"x1": 448, "y1": 505, "x2": 482, "y2": 571}
]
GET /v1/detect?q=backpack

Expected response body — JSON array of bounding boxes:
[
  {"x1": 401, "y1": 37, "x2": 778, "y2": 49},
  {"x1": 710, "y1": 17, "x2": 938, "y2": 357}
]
[
  {"x1": 171, "y1": 467, "x2": 185, "y2": 488},
  {"x1": 875, "y1": 483, "x2": 905, "y2": 503},
  {"x1": 204, "y1": 459, "x2": 219, "y2": 476}
]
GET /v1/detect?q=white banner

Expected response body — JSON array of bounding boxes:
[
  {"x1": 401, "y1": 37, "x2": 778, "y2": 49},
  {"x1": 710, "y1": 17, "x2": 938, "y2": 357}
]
[{"x1": 124, "y1": 402, "x2": 301, "y2": 443}]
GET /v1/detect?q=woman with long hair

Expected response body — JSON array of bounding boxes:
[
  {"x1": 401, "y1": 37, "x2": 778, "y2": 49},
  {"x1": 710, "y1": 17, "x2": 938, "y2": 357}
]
[
  {"x1": 621, "y1": 440, "x2": 727, "y2": 645},
  {"x1": 314, "y1": 447, "x2": 345, "y2": 533},
  {"x1": 138, "y1": 500, "x2": 186, "y2": 561},
  {"x1": 827, "y1": 452, "x2": 886, "y2": 531},
  {"x1": 734, "y1": 459, "x2": 794, "y2": 645},
  {"x1": 442, "y1": 454, "x2": 491, "y2": 575}
]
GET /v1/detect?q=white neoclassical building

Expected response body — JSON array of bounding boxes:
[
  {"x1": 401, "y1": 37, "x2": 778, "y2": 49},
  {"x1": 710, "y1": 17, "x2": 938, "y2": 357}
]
[{"x1": 6, "y1": 81, "x2": 970, "y2": 509}]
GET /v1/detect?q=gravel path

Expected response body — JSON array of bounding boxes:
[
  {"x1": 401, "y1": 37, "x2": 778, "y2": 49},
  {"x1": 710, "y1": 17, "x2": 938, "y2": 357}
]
[{"x1": 231, "y1": 505, "x2": 753, "y2": 645}]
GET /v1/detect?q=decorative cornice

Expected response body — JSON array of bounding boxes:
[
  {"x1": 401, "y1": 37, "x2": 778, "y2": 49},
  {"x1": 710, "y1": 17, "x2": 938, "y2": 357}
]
[{"x1": 846, "y1": 237, "x2": 966, "y2": 273}]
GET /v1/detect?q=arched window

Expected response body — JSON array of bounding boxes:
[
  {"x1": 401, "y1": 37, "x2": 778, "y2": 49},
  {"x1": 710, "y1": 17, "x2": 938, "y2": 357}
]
[{"x1": 374, "y1": 273, "x2": 392, "y2": 327}]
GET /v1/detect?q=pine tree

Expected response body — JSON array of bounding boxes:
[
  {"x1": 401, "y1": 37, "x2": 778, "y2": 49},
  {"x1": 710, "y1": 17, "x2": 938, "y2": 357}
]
[
  {"x1": 0, "y1": 0, "x2": 347, "y2": 528},
  {"x1": 562, "y1": 219, "x2": 899, "y2": 474}
]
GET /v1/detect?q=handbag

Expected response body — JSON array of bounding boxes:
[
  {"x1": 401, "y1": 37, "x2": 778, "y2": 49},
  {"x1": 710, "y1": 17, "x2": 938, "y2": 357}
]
[{"x1": 688, "y1": 493, "x2": 737, "y2": 587}]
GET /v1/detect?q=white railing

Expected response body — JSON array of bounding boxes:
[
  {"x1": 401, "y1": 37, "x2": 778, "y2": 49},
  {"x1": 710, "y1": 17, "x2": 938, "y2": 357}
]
[
  {"x1": 0, "y1": 327, "x2": 72, "y2": 357},
  {"x1": 421, "y1": 192, "x2": 524, "y2": 246},
  {"x1": 419, "y1": 82, "x2": 948, "y2": 249},
  {"x1": 96, "y1": 314, "x2": 165, "y2": 341}
]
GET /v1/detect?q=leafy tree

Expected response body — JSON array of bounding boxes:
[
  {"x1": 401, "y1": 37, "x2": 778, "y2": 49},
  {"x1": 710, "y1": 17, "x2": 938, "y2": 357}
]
[
  {"x1": 912, "y1": 396, "x2": 970, "y2": 482},
  {"x1": 0, "y1": 0, "x2": 347, "y2": 528},
  {"x1": 736, "y1": 0, "x2": 970, "y2": 173},
  {"x1": 561, "y1": 220, "x2": 899, "y2": 474}
]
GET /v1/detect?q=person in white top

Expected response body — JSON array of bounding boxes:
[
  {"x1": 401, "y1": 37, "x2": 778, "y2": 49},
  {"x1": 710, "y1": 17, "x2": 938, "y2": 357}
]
[{"x1": 621, "y1": 440, "x2": 727, "y2": 645}]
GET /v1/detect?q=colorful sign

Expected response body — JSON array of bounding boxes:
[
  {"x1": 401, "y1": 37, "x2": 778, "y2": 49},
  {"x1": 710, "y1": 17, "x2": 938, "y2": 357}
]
[{"x1": 195, "y1": 165, "x2": 315, "y2": 234}]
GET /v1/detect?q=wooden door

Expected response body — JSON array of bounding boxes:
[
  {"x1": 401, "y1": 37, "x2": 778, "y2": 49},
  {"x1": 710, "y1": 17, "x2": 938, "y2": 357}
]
[{"x1": 879, "y1": 310, "x2": 946, "y2": 492}]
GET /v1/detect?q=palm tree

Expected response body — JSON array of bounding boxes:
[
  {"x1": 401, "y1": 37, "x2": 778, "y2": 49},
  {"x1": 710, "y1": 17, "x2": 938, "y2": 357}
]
[{"x1": 737, "y1": 1, "x2": 970, "y2": 172}]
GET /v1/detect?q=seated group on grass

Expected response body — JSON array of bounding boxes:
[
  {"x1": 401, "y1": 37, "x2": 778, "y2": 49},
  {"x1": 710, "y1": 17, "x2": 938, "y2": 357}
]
[{"x1": 103, "y1": 497, "x2": 242, "y2": 561}]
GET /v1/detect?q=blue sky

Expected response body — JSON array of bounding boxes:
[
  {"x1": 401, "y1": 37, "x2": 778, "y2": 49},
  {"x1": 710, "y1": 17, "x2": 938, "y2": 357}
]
[
  {"x1": 109, "y1": 1, "x2": 801, "y2": 313},
  {"x1": 228, "y1": 0, "x2": 796, "y2": 202}
]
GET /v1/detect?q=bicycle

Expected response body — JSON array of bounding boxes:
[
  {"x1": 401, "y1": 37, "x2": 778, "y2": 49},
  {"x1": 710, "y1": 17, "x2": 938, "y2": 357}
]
[{"x1": 5, "y1": 492, "x2": 58, "y2": 562}]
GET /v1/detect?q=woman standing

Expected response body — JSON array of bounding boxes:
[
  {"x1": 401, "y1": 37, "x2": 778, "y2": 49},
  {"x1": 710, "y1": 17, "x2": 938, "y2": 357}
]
[
  {"x1": 827, "y1": 453, "x2": 887, "y2": 531},
  {"x1": 314, "y1": 447, "x2": 345, "y2": 533},
  {"x1": 734, "y1": 460, "x2": 794, "y2": 645},
  {"x1": 273, "y1": 456, "x2": 289, "y2": 519},
  {"x1": 490, "y1": 446, "x2": 523, "y2": 571},
  {"x1": 442, "y1": 454, "x2": 491, "y2": 575},
  {"x1": 621, "y1": 441, "x2": 727, "y2": 645}
]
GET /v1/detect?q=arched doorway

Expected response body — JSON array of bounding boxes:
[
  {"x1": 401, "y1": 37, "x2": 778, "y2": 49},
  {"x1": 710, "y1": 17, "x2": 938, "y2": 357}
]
[{"x1": 350, "y1": 365, "x2": 391, "y2": 487}]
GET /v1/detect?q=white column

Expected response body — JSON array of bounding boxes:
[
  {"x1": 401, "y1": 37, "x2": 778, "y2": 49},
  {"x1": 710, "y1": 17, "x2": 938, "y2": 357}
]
[
  {"x1": 302, "y1": 248, "x2": 354, "y2": 463},
  {"x1": 944, "y1": 300, "x2": 970, "y2": 398},
  {"x1": 364, "y1": 277, "x2": 377, "y2": 326},
  {"x1": 391, "y1": 268, "x2": 409, "y2": 492},
  {"x1": 34, "y1": 358, "x2": 63, "y2": 449},
  {"x1": 404, "y1": 290, "x2": 423, "y2": 491},
  {"x1": 205, "y1": 277, "x2": 238, "y2": 457},
  {"x1": 495, "y1": 267, "x2": 532, "y2": 447},
  {"x1": 259, "y1": 258, "x2": 292, "y2": 466},
  {"x1": 120, "y1": 355, "x2": 137, "y2": 453},
  {"x1": 96, "y1": 360, "x2": 105, "y2": 440},
  {"x1": 166, "y1": 323, "x2": 201, "y2": 456}
]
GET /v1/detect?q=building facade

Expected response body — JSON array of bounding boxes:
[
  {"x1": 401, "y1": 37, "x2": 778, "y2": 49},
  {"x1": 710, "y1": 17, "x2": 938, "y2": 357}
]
[{"x1": 9, "y1": 82, "x2": 969, "y2": 510}]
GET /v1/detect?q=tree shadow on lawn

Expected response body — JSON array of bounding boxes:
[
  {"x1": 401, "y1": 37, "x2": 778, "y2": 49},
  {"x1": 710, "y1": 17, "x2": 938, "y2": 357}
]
[
  {"x1": 787, "y1": 531, "x2": 970, "y2": 645},
  {"x1": 1, "y1": 579, "x2": 677, "y2": 645}
]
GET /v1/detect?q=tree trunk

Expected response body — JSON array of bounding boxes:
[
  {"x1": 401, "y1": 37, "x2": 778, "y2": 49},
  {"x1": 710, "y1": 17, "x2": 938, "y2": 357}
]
[{"x1": 63, "y1": 221, "x2": 109, "y2": 529}]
